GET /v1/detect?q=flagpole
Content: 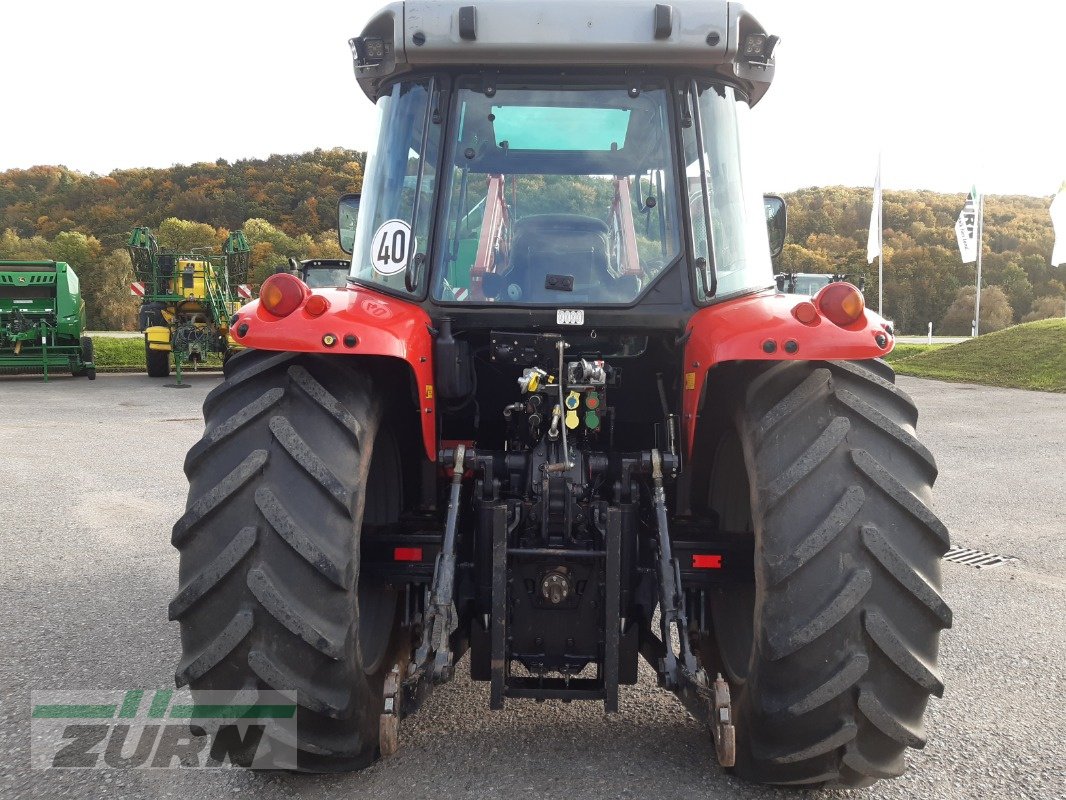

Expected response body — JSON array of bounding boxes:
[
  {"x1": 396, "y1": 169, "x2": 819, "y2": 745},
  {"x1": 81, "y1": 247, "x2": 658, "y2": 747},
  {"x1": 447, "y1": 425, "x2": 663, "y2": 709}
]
[
  {"x1": 974, "y1": 192, "x2": 985, "y2": 336},
  {"x1": 877, "y1": 153, "x2": 883, "y2": 316}
]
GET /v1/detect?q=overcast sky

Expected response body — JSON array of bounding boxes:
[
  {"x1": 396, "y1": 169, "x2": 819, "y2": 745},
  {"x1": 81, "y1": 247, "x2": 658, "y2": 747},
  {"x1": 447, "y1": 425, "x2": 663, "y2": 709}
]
[{"x1": 2, "y1": 0, "x2": 1063, "y2": 197}]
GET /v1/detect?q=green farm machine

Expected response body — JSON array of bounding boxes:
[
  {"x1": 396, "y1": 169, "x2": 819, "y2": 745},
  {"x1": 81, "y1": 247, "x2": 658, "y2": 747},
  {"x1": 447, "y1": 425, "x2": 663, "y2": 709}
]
[
  {"x1": 126, "y1": 227, "x2": 252, "y2": 379},
  {"x1": 0, "y1": 260, "x2": 95, "y2": 380}
]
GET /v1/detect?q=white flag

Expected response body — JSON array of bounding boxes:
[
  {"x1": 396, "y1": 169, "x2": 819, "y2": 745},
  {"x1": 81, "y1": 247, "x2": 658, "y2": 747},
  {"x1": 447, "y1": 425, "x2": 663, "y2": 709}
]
[
  {"x1": 1051, "y1": 185, "x2": 1066, "y2": 267},
  {"x1": 867, "y1": 159, "x2": 882, "y2": 264},
  {"x1": 955, "y1": 188, "x2": 978, "y2": 264}
]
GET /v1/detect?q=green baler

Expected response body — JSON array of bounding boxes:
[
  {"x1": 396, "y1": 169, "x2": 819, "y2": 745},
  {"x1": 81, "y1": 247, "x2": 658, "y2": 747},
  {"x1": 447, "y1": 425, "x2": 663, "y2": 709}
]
[{"x1": 0, "y1": 261, "x2": 95, "y2": 380}]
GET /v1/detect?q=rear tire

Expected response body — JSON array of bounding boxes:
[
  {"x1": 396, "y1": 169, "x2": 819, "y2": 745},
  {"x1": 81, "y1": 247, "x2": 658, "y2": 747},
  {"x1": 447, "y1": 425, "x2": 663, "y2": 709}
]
[
  {"x1": 698, "y1": 359, "x2": 951, "y2": 787},
  {"x1": 145, "y1": 336, "x2": 170, "y2": 378},
  {"x1": 170, "y1": 350, "x2": 405, "y2": 771},
  {"x1": 80, "y1": 336, "x2": 96, "y2": 380}
]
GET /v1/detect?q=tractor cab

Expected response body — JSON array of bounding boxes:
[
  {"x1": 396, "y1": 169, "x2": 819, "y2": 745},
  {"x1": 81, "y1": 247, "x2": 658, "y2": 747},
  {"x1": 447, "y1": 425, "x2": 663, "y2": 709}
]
[
  {"x1": 339, "y1": 0, "x2": 784, "y2": 320},
  {"x1": 290, "y1": 258, "x2": 352, "y2": 289}
]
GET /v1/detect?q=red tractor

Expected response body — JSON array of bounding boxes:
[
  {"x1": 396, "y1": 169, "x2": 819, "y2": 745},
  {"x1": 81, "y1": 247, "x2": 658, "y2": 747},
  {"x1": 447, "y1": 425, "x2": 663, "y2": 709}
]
[{"x1": 171, "y1": 0, "x2": 949, "y2": 786}]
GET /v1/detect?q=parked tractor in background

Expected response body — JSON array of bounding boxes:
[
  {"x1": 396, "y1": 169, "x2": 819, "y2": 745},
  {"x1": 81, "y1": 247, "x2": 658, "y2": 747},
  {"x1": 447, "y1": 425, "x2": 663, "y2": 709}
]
[
  {"x1": 287, "y1": 257, "x2": 352, "y2": 288},
  {"x1": 127, "y1": 227, "x2": 252, "y2": 378},
  {"x1": 170, "y1": 0, "x2": 949, "y2": 787},
  {"x1": 776, "y1": 271, "x2": 867, "y2": 297},
  {"x1": 0, "y1": 260, "x2": 95, "y2": 380}
]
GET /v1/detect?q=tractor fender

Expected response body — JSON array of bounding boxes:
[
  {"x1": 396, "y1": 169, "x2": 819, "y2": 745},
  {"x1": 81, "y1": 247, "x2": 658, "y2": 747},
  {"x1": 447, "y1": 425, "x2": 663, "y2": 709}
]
[
  {"x1": 681, "y1": 289, "x2": 893, "y2": 460},
  {"x1": 231, "y1": 286, "x2": 436, "y2": 460}
]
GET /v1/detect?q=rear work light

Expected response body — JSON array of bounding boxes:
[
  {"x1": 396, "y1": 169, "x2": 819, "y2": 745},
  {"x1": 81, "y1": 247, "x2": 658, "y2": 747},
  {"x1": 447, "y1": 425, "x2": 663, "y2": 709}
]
[
  {"x1": 259, "y1": 273, "x2": 308, "y2": 318},
  {"x1": 815, "y1": 282, "x2": 865, "y2": 327}
]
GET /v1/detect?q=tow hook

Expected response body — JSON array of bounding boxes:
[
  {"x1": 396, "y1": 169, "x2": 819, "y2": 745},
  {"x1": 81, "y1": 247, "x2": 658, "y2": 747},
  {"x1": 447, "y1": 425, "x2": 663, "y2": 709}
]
[{"x1": 712, "y1": 674, "x2": 736, "y2": 767}]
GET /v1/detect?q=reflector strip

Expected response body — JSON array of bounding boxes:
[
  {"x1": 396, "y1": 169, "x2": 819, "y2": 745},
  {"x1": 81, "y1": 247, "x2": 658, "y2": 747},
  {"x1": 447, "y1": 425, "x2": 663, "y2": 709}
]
[
  {"x1": 692, "y1": 554, "x2": 723, "y2": 569},
  {"x1": 393, "y1": 547, "x2": 423, "y2": 562}
]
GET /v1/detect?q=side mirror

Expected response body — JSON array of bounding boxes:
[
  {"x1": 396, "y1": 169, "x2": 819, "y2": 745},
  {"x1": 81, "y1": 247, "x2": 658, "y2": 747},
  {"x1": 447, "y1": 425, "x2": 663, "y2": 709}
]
[
  {"x1": 763, "y1": 194, "x2": 787, "y2": 258},
  {"x1": 338, "y1": 193, "x2": 361, "y2": 254}
]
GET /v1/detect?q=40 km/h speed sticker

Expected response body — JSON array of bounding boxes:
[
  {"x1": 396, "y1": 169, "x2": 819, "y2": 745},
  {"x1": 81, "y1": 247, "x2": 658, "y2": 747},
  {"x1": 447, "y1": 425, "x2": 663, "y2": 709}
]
[{"x1": 371, "y1": 219, "x2": 414, "y2": 276}]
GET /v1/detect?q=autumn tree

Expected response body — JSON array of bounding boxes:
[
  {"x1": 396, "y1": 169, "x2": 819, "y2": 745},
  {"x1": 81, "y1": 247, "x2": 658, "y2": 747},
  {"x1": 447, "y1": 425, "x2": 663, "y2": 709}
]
[
  {"x1": 939, "y1": 285, "x2": 1014, "y2": 335},
  {"x1": 1023, "y1": 295, "x2": 1065, "y2": 322},
  {"x1": 156, "y1": 217, "x2": 221, "y2": 252}
]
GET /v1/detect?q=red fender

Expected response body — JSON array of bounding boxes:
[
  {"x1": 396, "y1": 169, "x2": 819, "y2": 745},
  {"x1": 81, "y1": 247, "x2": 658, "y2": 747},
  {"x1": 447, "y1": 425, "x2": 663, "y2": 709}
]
[
  {"x1": 231, "y1": 286, "x2": 437, "y2": 460},
  {"x1": 682, "y1": 289, "x2": 893, "y2": 460}
]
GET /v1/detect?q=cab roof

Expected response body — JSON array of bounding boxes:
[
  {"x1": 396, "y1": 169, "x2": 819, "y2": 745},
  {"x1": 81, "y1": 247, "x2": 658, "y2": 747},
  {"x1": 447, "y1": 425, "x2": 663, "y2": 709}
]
[{"x1": 351, "y1": 1, "x2": 776, "y2": 104}]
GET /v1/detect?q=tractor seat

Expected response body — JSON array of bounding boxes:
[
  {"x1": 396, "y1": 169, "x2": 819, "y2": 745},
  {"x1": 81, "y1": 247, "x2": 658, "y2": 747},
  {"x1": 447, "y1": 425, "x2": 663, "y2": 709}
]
[{"x1": 509, "y1": 214, "x2": 614, "y2": 303}]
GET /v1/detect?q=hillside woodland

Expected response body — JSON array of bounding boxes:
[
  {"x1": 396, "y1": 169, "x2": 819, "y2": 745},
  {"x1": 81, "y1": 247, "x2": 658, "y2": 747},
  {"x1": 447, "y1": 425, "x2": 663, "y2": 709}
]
[{"x1": 0, "y1": 151, "x2": 1061, "y2": 332}]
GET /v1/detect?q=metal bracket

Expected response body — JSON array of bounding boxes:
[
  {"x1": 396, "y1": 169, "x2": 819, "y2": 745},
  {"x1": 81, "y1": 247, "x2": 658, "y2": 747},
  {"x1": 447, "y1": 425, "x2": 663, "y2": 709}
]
[
  {"x1": 379, "y1": 665, "x2": 403, "y2": 757},
  {"x1": 711, "y1": 674, "x2": 735, "y2": 767}
]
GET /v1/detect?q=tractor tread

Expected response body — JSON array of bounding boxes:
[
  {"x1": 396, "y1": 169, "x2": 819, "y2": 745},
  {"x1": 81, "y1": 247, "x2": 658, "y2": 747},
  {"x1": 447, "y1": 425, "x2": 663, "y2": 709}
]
[
  {"x1": 247, "y1": 565, "x2": 345, "y2": 659},
  {"x1": 264, "y1": 720, "x2": 363, "y2": 758},
  {"x1": 864, "y1": 610, "x2": 945, "y2": 697},
  {"x1": 202, "y1": 351, "x2": 300, "y2": 417},
  {"x1": 172, "y1": 450, "x2": 268, "y2": 546},
  {"x1": 758, "y1": 721, "x2": 858, "y2": 765},
  {"x1": 175, "y1": 609, "x2": 254, "y2": 687},
  {"x1": 766, "y1": 485, "x2": 864, "y2": 585},
  {"x1": 754, "y1": 367, "x2": 831, "y2": 445},
  {"x1": 765, "y1": 569, "x2": 871, "y2": 660},
  {"x1": 247, "y1": 649, "x2": 349, "y2": 718},
  {"x1": 184, "y1": 388, "x2": 284, "y2": 474},
  {"x1": 855, "y1": 358, "x2": 898, "y2": 385},
  {"x1": 834, "y1": 386, "x2": 937, "y2": 476},
  {"x1": 169, "y1": 526, "x2": 257, "y2": 620},
  {"x1": 255, "y1": 487, "x2": 350, "y2": 589},
  {"x1": 851, "y1": 449, "x2": 950, "y2": 551},
  {"x1": 764, "y1": 653, "x2": 869, "y2": 718},
  {"x1": 842, "y1": 743, "x2": 906, "y2": 779},
  {"x1": 861, "y1": 526, "x2": 952, "y2": 628},
  {"x1": 288, "y1": 365, "x2": 363, "y2": 444},
  {"x1": 269, "y1": 415, "x2": 354, "y2": 511},
  {"x1": 857, "y1": 689, "x2": 927, "y2": 748},
  {"x1": 763, "y1": 416, "x2": 850, "y2": 510},
  {"x1": 826, "y1": 359, "x2": 918, "y2": 423}
]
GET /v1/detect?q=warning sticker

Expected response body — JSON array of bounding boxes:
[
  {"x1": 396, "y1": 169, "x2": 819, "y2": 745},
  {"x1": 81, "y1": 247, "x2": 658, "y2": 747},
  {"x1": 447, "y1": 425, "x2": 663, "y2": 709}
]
[{"x1": 370, "y1": 219, "x2": 413, "y2": 276}]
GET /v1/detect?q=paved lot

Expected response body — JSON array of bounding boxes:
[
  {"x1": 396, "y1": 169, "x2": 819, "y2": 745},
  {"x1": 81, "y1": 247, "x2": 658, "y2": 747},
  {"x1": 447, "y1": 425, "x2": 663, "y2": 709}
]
[{"x1": 0, "y1": 372, "x2": 1063, "y2": 799}]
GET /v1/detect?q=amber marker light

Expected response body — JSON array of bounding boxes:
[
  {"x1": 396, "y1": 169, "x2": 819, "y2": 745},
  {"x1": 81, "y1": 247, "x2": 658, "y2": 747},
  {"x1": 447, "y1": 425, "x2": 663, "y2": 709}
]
[
  {"x1": 815, "y1": 282, "x2": 865, "y2": 327},
  {"x1": 305, "y1": 294, "x2": 330, "y2": 317},
  {"x1": 792, "y1": 300, "x2": 819, "y2": 325},
  {"x1": 259, "y1": 273, "x2": 308, "y2": 318}
]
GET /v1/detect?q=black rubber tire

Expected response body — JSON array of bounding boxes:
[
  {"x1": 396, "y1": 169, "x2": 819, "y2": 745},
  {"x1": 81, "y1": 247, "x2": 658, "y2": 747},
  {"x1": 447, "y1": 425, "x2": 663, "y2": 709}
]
[
  {"x1": 80, "y1": 336, "x2": 96, "y2": 379},
  {"x1": 170, "y1": 350, "x2": 403, "y2": 771},
  {"x1": 145, "y1": 336, "x2": 170, "y2": 378},
  {"x1": 700, "y1": 359, "x2": 951, "y2": 787}
]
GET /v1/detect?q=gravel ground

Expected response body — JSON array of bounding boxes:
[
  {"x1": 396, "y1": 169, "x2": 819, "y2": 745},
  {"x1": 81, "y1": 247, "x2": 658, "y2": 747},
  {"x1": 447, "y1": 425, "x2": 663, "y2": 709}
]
[{"x1": 0, "y1": 372, "x2": 1063, "y2": 799}]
